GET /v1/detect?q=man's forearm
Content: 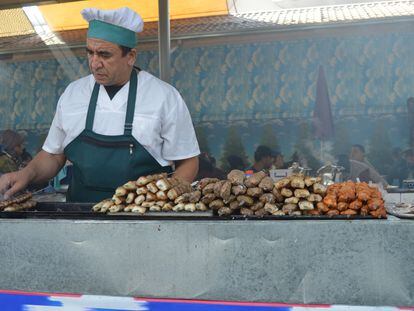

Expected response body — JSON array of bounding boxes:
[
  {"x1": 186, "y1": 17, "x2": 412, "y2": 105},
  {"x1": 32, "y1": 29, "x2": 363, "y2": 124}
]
[
  {"x1": 24, "y1": 150, "x2": 66, "y2": 185},
  {"x1": 0, "y1": 150, "x2": 67, "y2": 199},
  {"x1": 173, "y1": 156, "x2": 199, "y2": 183}
]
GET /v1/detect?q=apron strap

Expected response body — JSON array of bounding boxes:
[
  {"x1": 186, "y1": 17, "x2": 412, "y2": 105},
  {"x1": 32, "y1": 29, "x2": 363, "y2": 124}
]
[
  {"x1": 85, "y1": 70, "x2": 138, "y2": 134},
  {"x1": 124, "y1": 70, "x2": 138, "y2": 135},
  {"x1": 85, "y1": 83, "x2": 100, "y2": 131}
]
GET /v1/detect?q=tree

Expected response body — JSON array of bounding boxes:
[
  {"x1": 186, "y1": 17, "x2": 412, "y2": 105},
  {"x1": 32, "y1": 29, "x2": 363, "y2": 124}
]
[
  {"x1": 195, "y1": 126, "x2": 210, "y2": 154},
  {"x1": 219, "y1": 126, "x2": 249, "y2": 172},
  {"x1": 260, "y1": 123, "x2": 279, "y2": 152}
]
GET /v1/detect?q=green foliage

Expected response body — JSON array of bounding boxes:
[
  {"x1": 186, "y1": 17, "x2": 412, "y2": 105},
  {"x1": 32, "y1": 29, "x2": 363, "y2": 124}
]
[
  {"x1": 219, "y1": 126, "x2": 249, "y2": 171},
  {"x1": 260, "y1": 123, "x2": 279, "y2": 152}
]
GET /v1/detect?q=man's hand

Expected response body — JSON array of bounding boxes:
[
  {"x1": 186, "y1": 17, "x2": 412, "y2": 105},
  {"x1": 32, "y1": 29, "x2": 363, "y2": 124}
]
[
  {"x1": 173, "y1": 156, "x2": 199, "y2": 183},
  {"x1": 0, "y1": 150, "x2": 66, "y2": 199},
  {"x1": 0, "y1": 169, "x2": 34, "y2": 199}
]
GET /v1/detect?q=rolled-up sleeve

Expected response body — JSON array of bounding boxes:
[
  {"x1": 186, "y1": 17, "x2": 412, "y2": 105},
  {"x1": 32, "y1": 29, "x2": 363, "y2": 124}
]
[
  {"x1": 161, "y1": 89, "x2": 200, "y2": 161},
  {"x1": 42, "y1": 95, "x2": 66, "y2": 155}
]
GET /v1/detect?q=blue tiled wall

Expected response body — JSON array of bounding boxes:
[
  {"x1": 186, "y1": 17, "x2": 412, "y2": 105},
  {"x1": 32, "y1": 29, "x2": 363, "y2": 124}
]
[{"x1": 0, "y1": 30, "x2": 413, "y2": 170}]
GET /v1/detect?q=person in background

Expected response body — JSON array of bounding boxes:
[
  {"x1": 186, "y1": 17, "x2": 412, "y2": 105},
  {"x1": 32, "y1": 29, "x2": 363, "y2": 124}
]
[
  {"x1": 272, "y1": 151, "x2": 286, "y2": 169},
  {"x1": 387, "y1": 148, "x2": 408, "y2": 187},
  {"x1": 227, "y1": 155, "x2": 246, "y2": 171},
  {"x1": 336, "y1": 154, "x2": 350, "y2": 181},
  {"x1": 285, "y1": 151, "x2": 300, "y2": 168},
  {"x1": 249, "y1": 145, "x2": 274, "y2": 173},
  {"x1": 209, "y1": 155, "x2": 217, "y2": 167},
  {"x1": 18, "y1": 148, "x2": 32, "y2": 168},
  {"x1": 0, "y1": 130, "x2": 32, "y2": 174},
  {"x1": 402, "y1": 149, "x2": 414, "y2": 179},
  {"x1": 196, "y1": 153, "x2": 225, "y2": 180},
  {"x1": 349, "y1": 144, "x2": 388, "y2": 187}
]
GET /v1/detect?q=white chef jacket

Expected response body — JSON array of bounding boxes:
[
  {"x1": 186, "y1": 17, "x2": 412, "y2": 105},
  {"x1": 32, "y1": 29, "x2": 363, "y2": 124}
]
[{"x1": 43, "y1": 70, "x2": 200, "y2": 166}]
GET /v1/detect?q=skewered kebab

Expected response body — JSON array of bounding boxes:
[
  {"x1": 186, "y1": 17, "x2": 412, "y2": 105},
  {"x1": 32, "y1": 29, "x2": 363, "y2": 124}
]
[{"x1": 0, "y1": 192, "x2": 37, "y2": 212}]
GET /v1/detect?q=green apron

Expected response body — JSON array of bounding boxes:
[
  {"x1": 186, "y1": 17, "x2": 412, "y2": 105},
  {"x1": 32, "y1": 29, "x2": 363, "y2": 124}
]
[{"x1": 64, "y1": 70, "x2": 171, "y2": 202}]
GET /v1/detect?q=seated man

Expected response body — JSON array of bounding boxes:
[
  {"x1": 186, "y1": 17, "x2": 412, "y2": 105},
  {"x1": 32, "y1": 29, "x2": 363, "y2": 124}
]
[
  {"x1": 249, "y1": 145, "x2": 274, "y2": 173},
  {"x1": 196, "y1": 153, "x2": 225, "y2": 180},
  {"x1": 227, "y1": 155, "x2": 245, "y2": 171},
  {"x1": 349, "y1": 144, "x2": 388, "y2": 187}
]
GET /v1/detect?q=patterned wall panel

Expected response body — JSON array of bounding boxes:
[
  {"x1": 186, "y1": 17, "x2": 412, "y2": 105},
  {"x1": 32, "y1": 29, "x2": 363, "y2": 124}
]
[{"x1": 0, "y1": 30, "x2": 413, "y2": 175}]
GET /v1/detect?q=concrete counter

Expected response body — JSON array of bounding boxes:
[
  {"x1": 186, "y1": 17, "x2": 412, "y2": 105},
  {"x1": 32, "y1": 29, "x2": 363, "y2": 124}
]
[{"x1": 0, "y1": 217, "x2": 412, "y2": 306}]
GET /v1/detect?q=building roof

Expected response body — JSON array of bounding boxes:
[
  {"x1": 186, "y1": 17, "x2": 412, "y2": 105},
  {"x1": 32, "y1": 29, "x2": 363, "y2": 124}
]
[
  {"x1": 234, "y1": 0, "x2": 414, "y2": 25},
  {"x1": 0, "y1": 0, "x2": 413, "y2": 53},
  {"x1": 142, "y1": 0, "x2": 414, "y2": 36}
]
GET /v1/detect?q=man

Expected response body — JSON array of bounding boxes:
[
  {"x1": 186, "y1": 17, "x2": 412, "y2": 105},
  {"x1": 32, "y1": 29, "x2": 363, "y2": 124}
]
[
  {"x1": 0, "y1": 7, "x2": 199, "y2": 202},
  {"x1": 227, "y1": 155, "x2": 245, "y2": 171},
  {"x1": 196, "y1": 153, "x2": 225, "y2": 180},
  {"x1": 387, "y1": 147, "x2": 408, "y2": 186},
  {"x1": 349, "y1": 144, "x2": 387, "y2": 187},
  {"x1": 249, "y1": 145, "x2": 274, "y2": 173},
  {"x1": 272, "y1": 151, "x2": 285, "y2": 169}
]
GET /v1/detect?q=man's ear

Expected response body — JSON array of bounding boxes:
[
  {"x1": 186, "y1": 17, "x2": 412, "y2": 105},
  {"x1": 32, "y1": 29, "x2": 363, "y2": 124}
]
[{"x1": 128, "y1": 48, "x2": 137, "y2": 66}]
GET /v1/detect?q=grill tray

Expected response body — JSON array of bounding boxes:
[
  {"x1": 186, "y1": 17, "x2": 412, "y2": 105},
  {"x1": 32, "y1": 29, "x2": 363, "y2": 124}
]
[{"x1": 0, "y1": 202, "x2": 385, "y2": 220}]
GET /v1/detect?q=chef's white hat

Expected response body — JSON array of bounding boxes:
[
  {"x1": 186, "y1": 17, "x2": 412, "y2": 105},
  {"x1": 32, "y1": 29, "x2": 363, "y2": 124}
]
[{"x1": 81, "y1": 7, "x2": 144, "y2": 48}]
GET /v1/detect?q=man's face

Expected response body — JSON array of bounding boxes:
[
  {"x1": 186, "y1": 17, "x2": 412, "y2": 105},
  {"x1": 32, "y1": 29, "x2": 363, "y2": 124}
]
[
  {"x1": 263, "y1": 156, "x2": 273, "y2": 169},
  {"x1": 86, "y1": 38, "x2": 136, "y2": 86},
  {"x1": 274, "y1": 155, "x2": 284, "y2": 168},
  {"x1": 350, "y1": 147, "x2": 364, "y2": 161}
]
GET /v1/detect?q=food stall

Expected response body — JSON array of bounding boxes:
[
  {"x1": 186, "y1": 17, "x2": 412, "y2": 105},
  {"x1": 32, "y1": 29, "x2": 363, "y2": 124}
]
[
  {"x1": 0, "y1": 0, "x2": 414, "y2": 310},
  {"x1": 1, "y1": 172, "x2": 414, "y2": 309}
]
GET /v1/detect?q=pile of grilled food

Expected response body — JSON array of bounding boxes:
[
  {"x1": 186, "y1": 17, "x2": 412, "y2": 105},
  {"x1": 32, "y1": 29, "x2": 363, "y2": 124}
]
[
  {"x1": 320, "y1": 181, "x2": 386, "y2": 218},
  {"x1": 93, "y1": 170, "x2": 386, "y2": 218},
  {"x1": 0, "y1": 192, "x2": 37, "y2": 212},
  {"x1": 92, "y1": 173, "x2": 197, "y2": 214}
]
